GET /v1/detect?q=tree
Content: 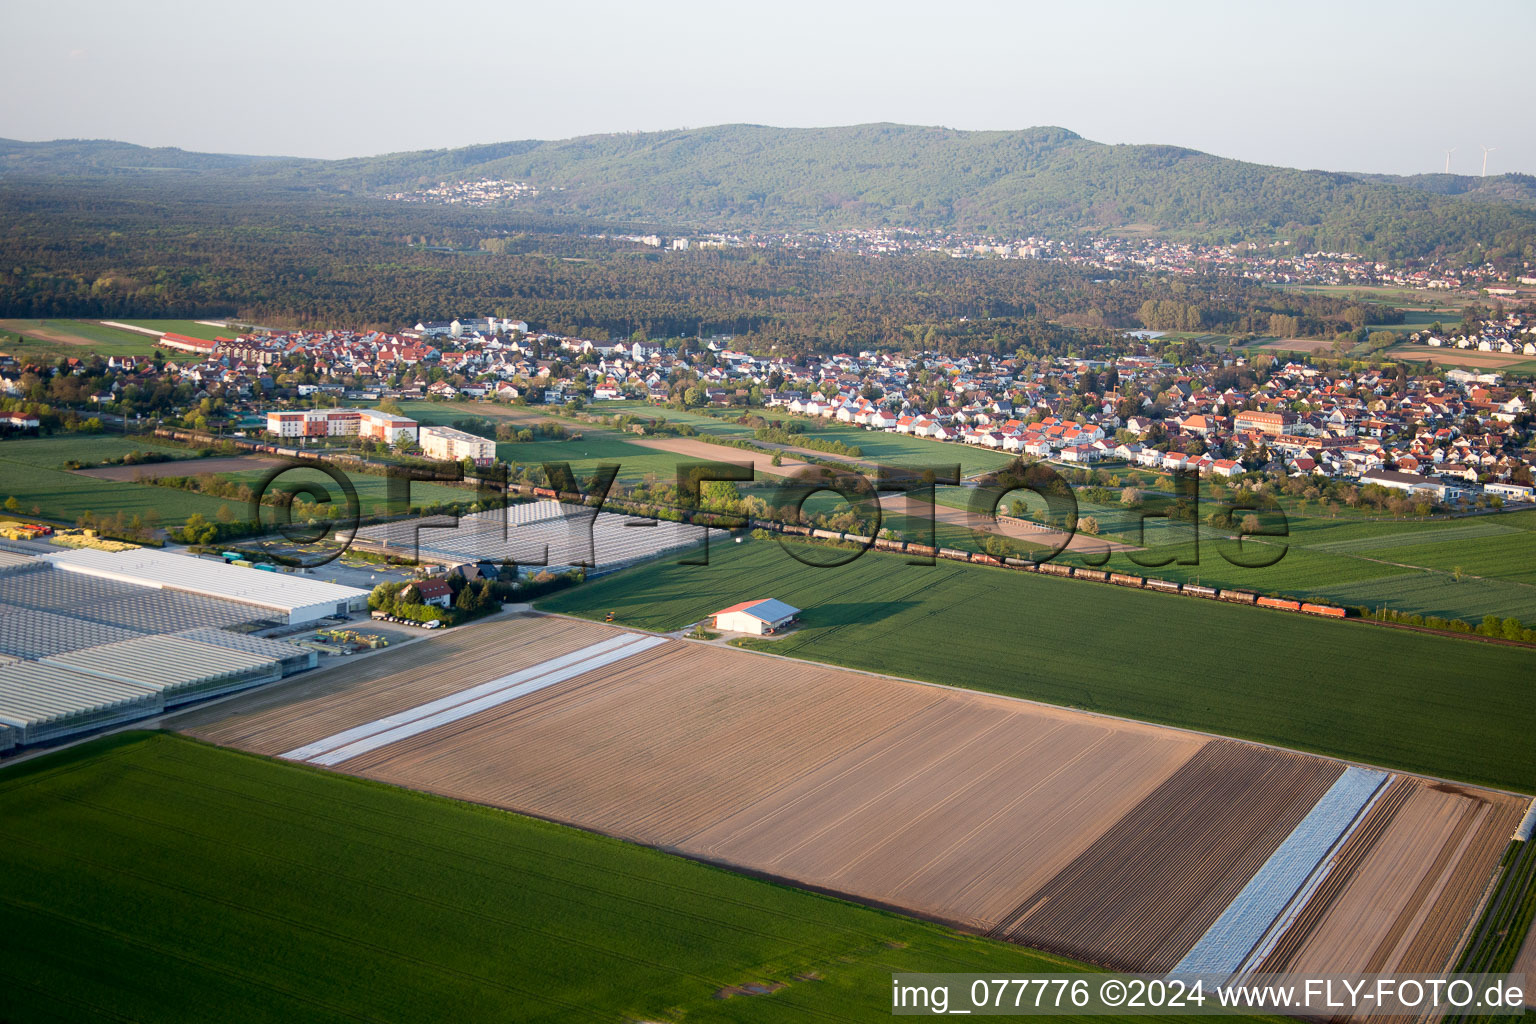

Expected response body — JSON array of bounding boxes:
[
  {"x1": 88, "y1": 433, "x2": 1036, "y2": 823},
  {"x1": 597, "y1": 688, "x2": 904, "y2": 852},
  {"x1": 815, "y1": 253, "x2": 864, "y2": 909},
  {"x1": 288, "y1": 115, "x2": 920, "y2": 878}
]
[{"x1": 3, "y1": 496, "x2": 18, "y2": 513}]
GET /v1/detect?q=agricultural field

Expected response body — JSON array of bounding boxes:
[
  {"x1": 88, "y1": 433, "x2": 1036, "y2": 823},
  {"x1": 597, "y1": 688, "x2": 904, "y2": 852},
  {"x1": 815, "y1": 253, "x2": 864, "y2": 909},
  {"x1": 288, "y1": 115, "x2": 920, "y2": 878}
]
[
  {"x1": 0, "y1": 731, "x2": 1150, "y2": 1024},
  {"x1": 1047, "y1": 508, "x2": 1536, "y2": 624},
  {"x1": 496, "y1": 432, "x2": 685, "y2": 483},
  {"x1": 0, "y1": 319, "x2": 203, "y2": 363},
  {"x1": 594, "y1": 402, "x2": 1016, "y2": 476},
  {"x1": 538, "y1": 538, "x2": 1536, "y2": 791},
  {"x1": 184, "y1": 616, "x2": 1525, "y2": 979},
  {"x1": 0, "y1": 434, "x2": 229, "y2": 524},
  {"x1": 1383, "y1": 344, "x2": 1536, "y2": 373},
  {"x1": 107, "y1": 318, "x2": 234, "y2": 342}
]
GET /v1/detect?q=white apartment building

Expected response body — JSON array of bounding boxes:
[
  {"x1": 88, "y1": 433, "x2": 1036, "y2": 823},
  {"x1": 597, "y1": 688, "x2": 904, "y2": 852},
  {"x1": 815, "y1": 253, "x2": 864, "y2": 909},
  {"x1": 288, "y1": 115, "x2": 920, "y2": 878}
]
[
  {"x1": 265, "y1": 409, "x2": 361, "y2": 438},
  {"x1": 358, "y1": 409, "x2": 419, "y2": 445},
  {"x1": 419, "y1": 424, "x2": 496, "y2": 465}
]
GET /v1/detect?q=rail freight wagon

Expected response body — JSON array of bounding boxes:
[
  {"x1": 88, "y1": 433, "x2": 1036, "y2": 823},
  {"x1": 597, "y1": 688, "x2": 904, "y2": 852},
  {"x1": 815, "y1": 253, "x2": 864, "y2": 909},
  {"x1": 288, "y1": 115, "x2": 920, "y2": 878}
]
[
  {"x1": 873, "y1": 537, "x2": 904, "y2": 552},
  {"x1": 1257, "y1": 597, "x2": 1303, "y2": 612},
  {"x1": 532, "y1": 487, "x2": 558, "y2": 499},
  {"x1": 1145, "y1": 578, "x2": 1181, "y2": 593},
  {"x1": 1072, "y1": 568, "x2": 1108, "y2": 582},
  {"x1": 905, "y1": 543, "x2": 937, "y2": 557},
  {"x1": 1218, "y1": 590, "x2": 1258, "y2": 605},
  {"x1": 782, "y1": 524, "x2": 812, "y2": 536},
  {"x1": 1184, "y1": 584, "x2": 1218, "y2": 599},
  {"x1": 1037, "y1": 562, "x2": 1073, "y2": 577},
  {"x1": 1109, "y1": 573, "x2": 1145, "y2": 588},
  {"x1": 1004, "y1": 557, "x2": 1039, "y2": 571},
  {"x1": 1301, "y1": 603, "x2": 1347, "y2": 618},
  {"x1": 970, "y1": 553, "x2": 1002, "y2": 566},
  {"x1": 937, "y1": 547, "x2": 970, "y2": 561},
  {"x1": 844, "y1": 534, "x2": 875, "y2": 546}
]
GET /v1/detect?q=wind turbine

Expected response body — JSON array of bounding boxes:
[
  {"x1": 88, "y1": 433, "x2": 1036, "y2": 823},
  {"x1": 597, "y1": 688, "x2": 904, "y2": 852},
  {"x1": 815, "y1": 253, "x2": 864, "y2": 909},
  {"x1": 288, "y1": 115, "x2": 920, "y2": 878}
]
[
  {"x1": 1443, "y1": 148, "x2": 1455, "y2": 174},
  {"x1": 1481, "y1": 146, "x2": 1496, "y2": 177}
]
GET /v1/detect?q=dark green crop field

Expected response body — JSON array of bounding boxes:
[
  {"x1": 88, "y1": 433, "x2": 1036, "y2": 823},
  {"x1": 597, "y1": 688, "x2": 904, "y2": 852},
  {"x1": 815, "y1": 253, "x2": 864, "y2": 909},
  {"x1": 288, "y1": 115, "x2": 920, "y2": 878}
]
[
  {"x1": 0, "y1": 733, "x2": 1263, "y2": 1024},
  {"x1": 539, "y1": 539, "x2": 1536, "y2": 792}
]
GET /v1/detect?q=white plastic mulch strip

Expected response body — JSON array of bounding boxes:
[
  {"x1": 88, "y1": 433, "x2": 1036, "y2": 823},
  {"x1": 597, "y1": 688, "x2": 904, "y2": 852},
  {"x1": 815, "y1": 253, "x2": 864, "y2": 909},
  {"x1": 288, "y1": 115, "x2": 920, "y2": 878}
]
[
  {"x1": 1172, "y1": 765, "x2": 1390, "y2": 977},
  {"x1": 281, "y1": 633, "x2": 660, "y2": 765},
  {"x1": 1516, "y1": 798, "x2": 1536, "y2": 842}
]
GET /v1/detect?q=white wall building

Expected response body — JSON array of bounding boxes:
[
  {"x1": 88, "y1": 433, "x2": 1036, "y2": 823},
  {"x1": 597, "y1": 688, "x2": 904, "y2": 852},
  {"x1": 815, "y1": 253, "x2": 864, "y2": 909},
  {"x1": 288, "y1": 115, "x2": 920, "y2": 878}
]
[
  {"x1": 419, "y1": 425, "x2": 496, "y2": 465},
  {"x1": 713, "y1": 598, "x2": 800, "y2": 635}
]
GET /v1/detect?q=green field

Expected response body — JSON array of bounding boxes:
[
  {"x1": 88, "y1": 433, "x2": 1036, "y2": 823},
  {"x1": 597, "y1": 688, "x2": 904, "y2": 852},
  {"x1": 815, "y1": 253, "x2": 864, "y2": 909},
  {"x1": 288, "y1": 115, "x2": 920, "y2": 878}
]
[
  {"x1": 1041, "y1": 508, "x2": 1536, "y2": 624},
  {"x1": 540, "y1": 538, "x2": 1536, "y2": 792},
  {"x1": 0, "y1": 319, "x2": 204, "y2": 364},
  {"x1": 0, "y1": 435, "x2": 229, "y2": 524},
  {"x1": 0, "y1": 733, "x2": 1253, "y2": 1024},
  {"x1": 110, "y1": 319, "x2": 235, "y2": 342}
]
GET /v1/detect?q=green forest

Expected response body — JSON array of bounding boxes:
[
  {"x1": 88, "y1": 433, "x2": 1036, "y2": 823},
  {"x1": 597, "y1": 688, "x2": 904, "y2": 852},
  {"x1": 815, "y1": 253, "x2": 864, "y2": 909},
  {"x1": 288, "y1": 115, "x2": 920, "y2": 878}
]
[
  {"x1": 5, "y1": 124, "x2": 1535, "y2": 259},
  {"x1": 1, "y1": 177, "x2": 1398, "y2": 349}
]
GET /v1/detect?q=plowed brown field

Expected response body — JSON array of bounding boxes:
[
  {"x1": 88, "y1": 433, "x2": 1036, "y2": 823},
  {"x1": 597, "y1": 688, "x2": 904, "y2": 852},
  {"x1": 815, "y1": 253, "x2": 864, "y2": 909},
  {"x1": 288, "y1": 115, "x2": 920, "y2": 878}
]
[
  {"x1": 990, "y1": 742, "x2": 1343, "y2": 972},
  {"x1": 1258, "y1": 777, "x2": 1525, "y2": 976},
  {"x1": 178, "y1": 614, "x2": 1526, "y2": 976}
]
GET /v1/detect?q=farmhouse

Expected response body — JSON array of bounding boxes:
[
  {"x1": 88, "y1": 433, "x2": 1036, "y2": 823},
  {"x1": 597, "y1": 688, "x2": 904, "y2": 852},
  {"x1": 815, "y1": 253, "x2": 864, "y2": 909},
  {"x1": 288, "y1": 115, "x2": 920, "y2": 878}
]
[
  {"x1": 405, "y1": 579, "x2": 453, "y2": 608},
  {"x1": 713, "y1": 598, "x2": 799, "y2": 635}
]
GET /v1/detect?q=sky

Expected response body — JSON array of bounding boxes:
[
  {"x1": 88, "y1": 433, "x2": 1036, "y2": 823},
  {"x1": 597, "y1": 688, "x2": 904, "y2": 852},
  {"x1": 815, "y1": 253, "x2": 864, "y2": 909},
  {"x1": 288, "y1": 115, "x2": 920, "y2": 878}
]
[{"x1": 3, "y1": 0, "x2": 1533, "y2": 177}]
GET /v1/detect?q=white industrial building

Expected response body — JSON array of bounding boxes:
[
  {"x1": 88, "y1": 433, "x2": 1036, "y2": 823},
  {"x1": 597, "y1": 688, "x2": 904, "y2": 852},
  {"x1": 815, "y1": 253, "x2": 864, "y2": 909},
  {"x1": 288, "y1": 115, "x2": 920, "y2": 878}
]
[{"x1": 43, "y1": 547, "x2": 370, "y2": 625}]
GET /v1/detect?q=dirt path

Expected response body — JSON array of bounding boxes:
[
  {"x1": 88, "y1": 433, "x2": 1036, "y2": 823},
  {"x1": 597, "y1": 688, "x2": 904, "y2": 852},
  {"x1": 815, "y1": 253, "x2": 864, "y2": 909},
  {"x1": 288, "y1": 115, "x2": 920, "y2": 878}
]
[{"x1": 73, "y1": 455, "x2": 286, "y2": 481}]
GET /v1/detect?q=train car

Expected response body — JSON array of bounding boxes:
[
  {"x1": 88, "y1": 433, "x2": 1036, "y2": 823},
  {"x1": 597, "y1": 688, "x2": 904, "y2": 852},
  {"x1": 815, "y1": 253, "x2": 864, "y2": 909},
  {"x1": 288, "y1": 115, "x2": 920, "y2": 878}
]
[
  {"x1": 1038, "y1": 562, "x2": 1073, "y2": 577},
  {"x1": 1218, "y1": 589, "x2": 1258, "y2": 605},
  {"x1": 1109, "y1": 573, "x2": 1144, "y2": 588},
  {"x1": 905, "y1": 543, "x2": 937, "y2": 557},
  {"x1": 782, "y1": 524, "x2": 812, "y2": 536},
  {"x1": 1257, "y1": 596, "x2": 1303, "y2": 612},
  {"x1": 532, "y1": 487, "x2": 558, "y2": 499},
  {"x1": 1144, "y1": 578, "x2": 1181, "y2": 593},
  {"x1": 970, "y1": 553, "x2": 1002, "y2": 566},
  {"x1": 812, "y1": 529, "x2": 844, "y2": 541},
  {"x1": 1004, "y1": 556, "x2": 1038, "y2": 571},
  {"x1": 1301, "y1": 602, "x2": 1347, "y2": 618},
  {"x1": 1184, "y1": 584, "x2": 1218, "y2": 599},
  {"x1": 938, "y1": 547, "x2": 970, "y2": 561},
  {"x1": 873, "y1": 537, "x2": 904, "y2": 552},
  {"x1": 1072, "y1": 568, "x2": 1108, "y2": 582},
  {"x1": 844, "y1": 533, "x2": 874, "y2": 545}
]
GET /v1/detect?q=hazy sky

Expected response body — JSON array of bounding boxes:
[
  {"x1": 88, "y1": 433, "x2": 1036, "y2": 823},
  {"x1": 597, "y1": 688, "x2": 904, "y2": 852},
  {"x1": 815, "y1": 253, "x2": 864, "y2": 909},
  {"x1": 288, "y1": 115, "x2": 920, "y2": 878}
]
[{"x1": 4, "y1": 0, "x2": 1532, "y2": 176}]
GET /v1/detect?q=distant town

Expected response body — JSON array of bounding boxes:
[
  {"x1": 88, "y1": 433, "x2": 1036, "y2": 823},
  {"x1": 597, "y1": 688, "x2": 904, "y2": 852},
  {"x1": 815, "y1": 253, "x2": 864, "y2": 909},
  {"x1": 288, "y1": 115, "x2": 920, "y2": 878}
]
[{"x1": 4, "y1": 310, "x2": 1534, "y2": 506}]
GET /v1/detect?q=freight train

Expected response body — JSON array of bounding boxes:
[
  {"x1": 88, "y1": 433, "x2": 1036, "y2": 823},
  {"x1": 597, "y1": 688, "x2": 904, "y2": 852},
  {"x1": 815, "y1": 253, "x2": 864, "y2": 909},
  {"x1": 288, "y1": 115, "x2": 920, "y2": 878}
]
[{"x1": 741, "y1": 518, "x2": 1349, "y2": 620}]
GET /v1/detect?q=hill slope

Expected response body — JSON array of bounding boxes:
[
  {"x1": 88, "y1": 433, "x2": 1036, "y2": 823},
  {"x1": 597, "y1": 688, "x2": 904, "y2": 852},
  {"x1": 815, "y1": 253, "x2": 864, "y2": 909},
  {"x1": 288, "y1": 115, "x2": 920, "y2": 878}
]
[{"x1": 4, "y1": 124, "x2": 1534, "y2": 257}]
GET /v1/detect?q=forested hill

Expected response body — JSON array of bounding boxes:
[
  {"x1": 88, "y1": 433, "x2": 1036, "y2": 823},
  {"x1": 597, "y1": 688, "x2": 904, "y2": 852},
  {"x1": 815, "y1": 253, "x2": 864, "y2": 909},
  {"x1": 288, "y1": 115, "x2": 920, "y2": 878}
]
[{"x1": 4, "y1": 124, "x2": 1535, "y2": 259}]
